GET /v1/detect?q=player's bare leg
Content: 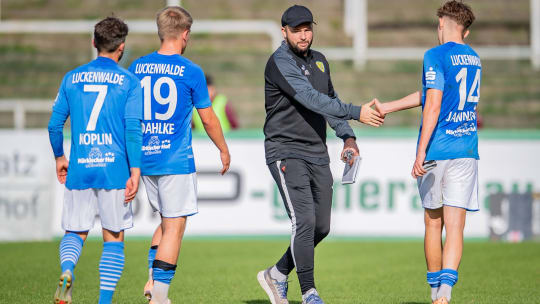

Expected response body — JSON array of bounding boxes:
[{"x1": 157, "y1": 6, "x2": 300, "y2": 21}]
[
  {"x1": 436, "y1": 205, "x2": 466, "y2": 302},
  {"x1": 149, "y1": 216, "x2": 187, "y2": 304},
  {"x1": 442, "y1": 206, "x2": 465, "y2": 270},
  {"x1": 98, "y1": 229, "x2": 125, "y2": 304},
  {"x1": 102, "y1": 229, "x2": 124, "y2": 242},
  {"x1": 155, "y1": 217, "x2": 187, "y2": 270},
  {"x1": 145, "y1": 225, "x2": 163, "y2": 300},
  {"x1": 424, "y1": 208, "x2": 443, "y2": 304},
  {"x1": 151, "y1": 225, "x2": 163, "y2": 251},
  {"x1": 55, "y1": 231, "x2": 88, "y2": 304}
]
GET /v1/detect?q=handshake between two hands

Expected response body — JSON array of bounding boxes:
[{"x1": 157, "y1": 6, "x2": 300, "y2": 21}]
[
  {"x1": 340, "y1": 99, "x2": 389, "y2": 165},
  {"x1": 358, "y1": 98, "x2": 387, "y2": 127},
  {"x1": 350, "y1": 95, "x2": 430, "y2": 179}
]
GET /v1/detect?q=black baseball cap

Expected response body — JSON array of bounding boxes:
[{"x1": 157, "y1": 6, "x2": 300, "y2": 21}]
[{"x1": 281, "y1": 5, "x2": 316, "y2": 27}]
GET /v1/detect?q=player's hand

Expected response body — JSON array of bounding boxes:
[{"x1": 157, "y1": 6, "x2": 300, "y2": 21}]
[
  {"x1": 374, "y1": 99, "x2": 388, "y2": 118},
  {"x1": 55, "y1": 155, "x2": 69, "y2": 184},
  {"x1": 359, "y1": 99, "x2": 384, "y2": 127},
  {"x1": 220, "y1": 149, "x2": 230, "y2": 175},
  {"x1": 411, "y1": 151, "x2": 427, "y2": 178},
  {"x1": 124, "y1": 168, "x2": 141, "y2": 203},
  {"x1": 341, "y1": 138, "x2": 359, "y2": 166}
]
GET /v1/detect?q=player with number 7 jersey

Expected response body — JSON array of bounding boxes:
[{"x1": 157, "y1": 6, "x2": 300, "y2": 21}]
[
  {"x1": 48, "y1": 17, "x2": 143, "y2": 304},
  {"x1": 50, "y1": 56, "x2": 143, "y2": 190}
]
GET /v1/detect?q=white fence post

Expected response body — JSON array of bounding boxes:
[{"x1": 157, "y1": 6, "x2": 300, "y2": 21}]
[
  {"x1": 14, "y1": 102, "x2": 25, "y2": 130},
  {"x1": 91, "y1": 32, "x2": 97, "y2": 60},
  {"x1": 0, "y1": 99, "x2": 52, "y2": 129},
  {"x1": 353, "y1": 0, "x2": 368, "y2": 70},
  {"x1": 166, "y1": 0, "x2": 181, "y2": 6},
  {"x1": 532, "y1": 0, "x2": 540, "y2": 70},
  {"x1": 344, "y1": 0, "x2": 355, "y2": 37}
]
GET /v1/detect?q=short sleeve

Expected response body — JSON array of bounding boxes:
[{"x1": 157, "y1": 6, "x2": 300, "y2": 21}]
[
  {"x1": 423, "y1": 50, "x2": 445, "y2": 91},
  {"x1": 52, "y1": 75, "x2": 70, "y2": 115},
  {"x1": 124, "y1": 75, "x2": 143, "y2": 119},
  {"x1": 191, "y1": 66, "x2": 212, "y2": 109}
]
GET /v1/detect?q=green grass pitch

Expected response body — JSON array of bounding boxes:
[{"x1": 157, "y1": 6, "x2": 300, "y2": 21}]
[{"x1": 1, "y1": 239, "x2": 538, "y2": 303}]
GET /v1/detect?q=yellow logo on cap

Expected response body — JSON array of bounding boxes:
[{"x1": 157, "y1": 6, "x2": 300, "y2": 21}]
[{"x1": 316, "y1": 61, "x2": 325, "y2": 73}]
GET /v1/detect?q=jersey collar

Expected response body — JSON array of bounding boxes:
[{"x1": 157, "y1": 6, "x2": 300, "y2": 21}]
[{"x1": 96, "y1": 56, "x2": 117, "y2": 65}]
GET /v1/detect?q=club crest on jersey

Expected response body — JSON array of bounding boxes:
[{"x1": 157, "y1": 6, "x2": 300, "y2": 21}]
[
  {"x1": 89, "y1": 147, "x2": 103, "y2": 159},
  {"x1": 426, "y1": 67, "x2": 436, "y2": 81},
  {"x1": 148, "y1": 136, "x2": 160, "y2": 146},
  {"x1": 316, "y1": 61, "x2": 325, "y2": 73}
]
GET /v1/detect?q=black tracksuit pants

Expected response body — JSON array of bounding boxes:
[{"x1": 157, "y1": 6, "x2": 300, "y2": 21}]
[{"x1": 268, "y1": 158, "x2": 333, "y2": 294}]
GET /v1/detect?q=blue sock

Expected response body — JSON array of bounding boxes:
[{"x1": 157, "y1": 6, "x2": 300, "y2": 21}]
[
  {"x1": 148, "y1": 245, "x2": 158, "y2": 269},
  {"x1": 427, "y1": 271, "x2": 441, "y2": 301},
  {"x1": 439, "y1": 268, "x2": 458, "y2": 287},
  {"x1": 152, "y1": 261, "x2": 176, "y2": 285},
  {"x1": 98, "y1": 242, "x2": 125, "y2": 304},
  {"x1": 152, "y1": 260, "x2": 177, "y2": 302},
  {"x1": 59, "y1": 232, "x2": 84, "y2": 275}
]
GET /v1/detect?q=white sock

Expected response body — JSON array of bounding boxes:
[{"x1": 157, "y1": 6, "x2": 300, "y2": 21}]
[
  {"x1": 438, "y1": 284, "x2": 453, "y2": 301},
  {"x1": 152, "y1": 281, "x2": 170, "y2": 303},
  {"x1": 431, "y1": 287, "x2": 439, "y2": 302},
  {"x1": 148, "y1": 268, "x2": 153, "y2": 281},
  {"x1": 270, "y1": 265, "x2": 287, "y2": 282},
  {"x1": 302, "y1": 288, "x2": 318, "y2": 301}
]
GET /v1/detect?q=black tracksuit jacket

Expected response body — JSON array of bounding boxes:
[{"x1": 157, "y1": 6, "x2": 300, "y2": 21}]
[{"x1": 263, "y1": 41, "x2": 361, "y2": 165}]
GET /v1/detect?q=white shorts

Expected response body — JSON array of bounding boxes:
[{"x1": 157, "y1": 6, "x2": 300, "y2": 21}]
[
  {"x1": 62, "y1": 188, "x2": 133, "y2": 233},
  {"x1": 417, "y1": 158, "x2": 479, "y2": 211},
  {"x1": 142, "y1": 173, "x2": 198, "y2": 218}
]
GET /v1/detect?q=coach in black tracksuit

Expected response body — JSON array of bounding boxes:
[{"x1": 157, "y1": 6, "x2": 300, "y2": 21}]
[{"x1": 257, "y1": 5, "x2": 384, "y2": 304}]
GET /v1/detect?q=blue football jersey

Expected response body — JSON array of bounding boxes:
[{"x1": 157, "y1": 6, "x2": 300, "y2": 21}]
[
  {"x1": 420, "y1": 42, "x2": 481, "y2": 160},
  {"x1": 52, "y1": 56, "x2": 143, "y2": 190},
  {"x1": 128, "y1": 52, "x2": 211, "y2": 175}
]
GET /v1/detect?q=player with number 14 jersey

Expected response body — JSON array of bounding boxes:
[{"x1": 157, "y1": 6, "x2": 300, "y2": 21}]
[{"x1": 421, "y1": 41, "x2": 481, "y2": 161}]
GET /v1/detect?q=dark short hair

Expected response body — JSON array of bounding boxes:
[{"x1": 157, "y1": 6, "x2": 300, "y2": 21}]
[
  {"x1": 437, "y1": 0, "x2": 475, "y2": 31},
  {"x1": 94, "y1": 17, "x2": 129, "y2": 53}
]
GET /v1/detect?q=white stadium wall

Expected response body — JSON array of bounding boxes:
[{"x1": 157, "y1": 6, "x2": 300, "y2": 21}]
[{"x1": 1, "y1": 130, "x2": 539, "y2": 240}]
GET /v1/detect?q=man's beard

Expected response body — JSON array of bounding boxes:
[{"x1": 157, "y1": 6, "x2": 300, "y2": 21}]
[
  {"x1": 286, "y1": 36, "x2": 312, "y2": 56},
  {"x1": 118, "y1": 49, "x2": 124, "y2": 62}
]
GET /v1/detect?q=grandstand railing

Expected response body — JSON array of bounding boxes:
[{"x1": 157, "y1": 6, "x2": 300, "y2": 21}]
[
  {"x1": 0, "y1": 99, "x2": 51, "y2": 130},
  {"x1": 336, "y1": 0, "x2": 540, "y2": 69},
  {"x1": 0, "y1": 0, "x2": 538, "y2": 129},
  {"x1": 0, "y1": 0, "x2": 538, "y2": 68},
  {"x1": 0, "y1": 19, "x2": 283, "y2": 52}
]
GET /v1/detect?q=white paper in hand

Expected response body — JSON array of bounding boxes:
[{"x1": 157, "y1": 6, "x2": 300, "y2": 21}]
[{"x1": 342, "y1": 156, "x2": 361, "y2": 184}]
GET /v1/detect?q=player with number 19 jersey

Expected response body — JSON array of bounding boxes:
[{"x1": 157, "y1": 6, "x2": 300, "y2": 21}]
[
  {"x1": 128, "y1": 52, "x2": 211, "y2": 175},
  {"x1": 52, "y1": 56, "x2": 143, "y2": 189},
  {"x1": 421, "y1": 41, "x2": 481, "y2": 161}
]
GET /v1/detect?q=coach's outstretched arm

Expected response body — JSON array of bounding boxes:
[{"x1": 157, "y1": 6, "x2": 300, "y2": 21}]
[
  {"x1": 412, "y1": 89, "x2": 442, "y2": 178},
  {"x1": 374, "y1": 91, "x2": 422, "y2": 117},
  {"x1": 269, "y1": 52, "x2": 383, "y2": 126},
  {"x1": 197, "y1": 107, "x2": 231, "y2": 175}
]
